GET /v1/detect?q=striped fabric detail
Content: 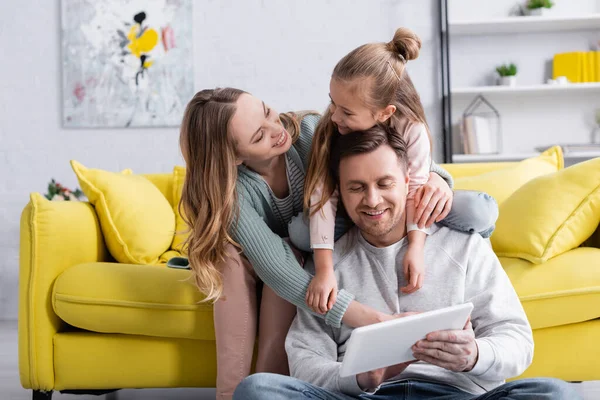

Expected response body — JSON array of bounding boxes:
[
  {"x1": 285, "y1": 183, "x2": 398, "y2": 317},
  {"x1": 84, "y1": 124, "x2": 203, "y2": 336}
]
[{"x1": 269, "y1": 155, "x2": 304, "y2": 225}]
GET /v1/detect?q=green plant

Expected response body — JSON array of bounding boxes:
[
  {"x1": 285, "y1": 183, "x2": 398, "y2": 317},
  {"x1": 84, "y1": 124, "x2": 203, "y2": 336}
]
[
  {"x1": 44, "y1": 179, "x2": 84, "y2": 201},
  {"x1": 526, "y1": 0, "x2": 554, "y2": 9},
  {"x1": 496, "y1": 63, "x2": 518, "y2": 77}
]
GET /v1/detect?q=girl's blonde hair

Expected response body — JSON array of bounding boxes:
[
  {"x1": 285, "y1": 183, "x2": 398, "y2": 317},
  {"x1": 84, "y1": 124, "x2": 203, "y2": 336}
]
[
  {"x1": 304, "y1": 27, "x2": 431, "y2": 214},
  {"x1": 179, "y1": 88, "x2": 304, "y2": 302}
]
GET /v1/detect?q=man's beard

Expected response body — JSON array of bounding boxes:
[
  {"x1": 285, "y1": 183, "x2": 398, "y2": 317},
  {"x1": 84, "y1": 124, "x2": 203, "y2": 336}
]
[{"x1": 355, "y1": 209, "x2": 402, "y2": 239}]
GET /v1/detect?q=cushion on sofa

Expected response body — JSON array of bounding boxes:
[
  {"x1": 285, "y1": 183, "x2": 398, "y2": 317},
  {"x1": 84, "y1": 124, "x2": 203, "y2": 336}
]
[
  {"x1": 53, "y1": 262, "x2": 213, "y2": 340},
  {"x1": 450, "y1": 146, "x2": 563, "y2": 205},
  {"x1": 492, "y1": 157, "x2": 600, "y2": 263},
  {"x1": 171, "y1": 165, "x2": 188, "y2": 253},
  {"x1": 71, "y1": 160, "x2": 175, "y2": 265},
  {"x1": 501, "y1": 247, "x2": 600, "y2": 330}
]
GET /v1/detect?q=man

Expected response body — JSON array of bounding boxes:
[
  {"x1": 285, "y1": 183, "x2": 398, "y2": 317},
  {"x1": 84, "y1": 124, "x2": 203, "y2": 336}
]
[{"x1": 234, "y1": 126, "x2": 578, "y2": 399}]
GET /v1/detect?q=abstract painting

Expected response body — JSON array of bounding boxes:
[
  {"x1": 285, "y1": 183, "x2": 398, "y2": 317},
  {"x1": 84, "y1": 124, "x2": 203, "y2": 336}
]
[{"x1": 61, "y1": 0, "x2": 193, "y2": 128}]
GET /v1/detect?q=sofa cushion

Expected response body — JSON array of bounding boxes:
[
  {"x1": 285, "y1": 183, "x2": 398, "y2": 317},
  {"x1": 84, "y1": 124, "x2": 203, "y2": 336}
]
[
  {"x1": 492, "y1": 157, "x2": 600, "y2": 263},
  {"x1": 501, "y1": 247, "x2": 600, "y2": 330},
  {"x1": 53, "y1": 263, "x2": 213, "y2": 340},
  {"x1": 450, "y1": 146, "x2": 563, "y2": 205},
  {"x1": 71, "y1": 160, "x2": 175, "y2": 265},
  {"x1": 171, "y1": 165, "x2": 188, "y2": 253}
]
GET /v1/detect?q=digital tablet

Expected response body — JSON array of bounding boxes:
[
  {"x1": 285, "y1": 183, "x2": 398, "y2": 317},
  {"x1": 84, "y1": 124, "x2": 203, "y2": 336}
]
[{"x1": 339, "y1": 302, "x2": 474, "y2": 377}]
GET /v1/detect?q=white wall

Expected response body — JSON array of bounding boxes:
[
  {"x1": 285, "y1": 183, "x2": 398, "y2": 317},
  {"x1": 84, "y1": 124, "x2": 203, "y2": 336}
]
[{"x1": 0, "y1": 0, "x2": 443, "y2": 320}]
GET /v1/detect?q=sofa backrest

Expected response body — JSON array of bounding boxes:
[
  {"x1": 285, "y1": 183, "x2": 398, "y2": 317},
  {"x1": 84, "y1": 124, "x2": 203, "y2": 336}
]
[{"x1": 440, "y1": 162, "x2": 519, "y2": 179}]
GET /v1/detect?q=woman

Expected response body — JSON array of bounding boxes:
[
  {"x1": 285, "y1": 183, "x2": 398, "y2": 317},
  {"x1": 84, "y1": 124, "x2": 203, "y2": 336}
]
[{"x1": 177, "y1": 87, "x2": 454, "y2": 399}]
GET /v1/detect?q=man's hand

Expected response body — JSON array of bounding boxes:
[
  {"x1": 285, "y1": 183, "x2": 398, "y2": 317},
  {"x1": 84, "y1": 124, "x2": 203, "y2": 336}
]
[
  {"x1": 411, "y1": 318, "x2": 478, "y2": 372},
  {"x1": 414, "y1": 173, "x2": 453, "y2": 229},
  {"x1": 356, "y1": 361, "x2": 416, "y2": 391},
  {"x1": 356, "y1": 312, "x2": 419, "y2": 390},
  {"x1": 306, "y1": 271, "x2": 338, "y2": 314}
]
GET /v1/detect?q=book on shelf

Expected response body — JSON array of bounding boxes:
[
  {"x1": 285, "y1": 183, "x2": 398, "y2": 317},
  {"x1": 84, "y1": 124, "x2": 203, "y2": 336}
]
[
  {"x1": 460, "y1": 115, "x2": 498, "y2": 154},
  {"x1": 553, "y1": 51, "x2": 600, "y2": 83}
]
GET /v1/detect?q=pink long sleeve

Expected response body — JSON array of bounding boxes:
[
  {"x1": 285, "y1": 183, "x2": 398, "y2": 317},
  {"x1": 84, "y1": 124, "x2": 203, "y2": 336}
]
[
  {"x1": 309, "y1": 183, "x2": 338, "y2": 250},
  {"x1": 402, "y1": 120, "x2": 432, "y2": 232}
]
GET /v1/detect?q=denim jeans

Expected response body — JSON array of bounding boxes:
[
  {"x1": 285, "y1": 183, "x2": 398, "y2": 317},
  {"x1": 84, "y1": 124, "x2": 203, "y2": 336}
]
[
  {"x1": 233, "y1": 373, "x2": 581, "y2": 400},
  {"x1": 438, "y1": 190, "x2": 498, "y2": 239},
  {"x1": 288, "y1": 190, "x2": 499, "y2": 252}
]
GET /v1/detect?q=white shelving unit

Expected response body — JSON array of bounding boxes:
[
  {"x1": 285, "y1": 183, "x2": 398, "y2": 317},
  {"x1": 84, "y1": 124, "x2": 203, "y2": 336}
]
[
  {"x1": 441, "y1": 3, "x2": 600, "y2": 164},
  {"x1": 450, "y1": 14, "x2": 600, "y2": 36},
  {"x1": 452, "y1": 82, "x2": 600, "y2": 97}
]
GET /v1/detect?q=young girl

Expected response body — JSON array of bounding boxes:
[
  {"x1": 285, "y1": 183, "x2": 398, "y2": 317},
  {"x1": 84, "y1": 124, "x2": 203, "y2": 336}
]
[
  {"x1": 177, "y1": 87, "x2": 457, "y2": 399},
  {"x1": 300, "y1": 27, "x2": 498, "y2": 313}
]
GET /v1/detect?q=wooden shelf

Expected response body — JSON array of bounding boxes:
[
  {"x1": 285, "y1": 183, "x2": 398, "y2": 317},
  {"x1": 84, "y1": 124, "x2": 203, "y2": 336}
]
[
  {"x1": 452, "y1": 82, "x2": 600, "y2": 97},
  {"x1": 449, "y1": 14, "x2": 600, "y2": 36},
  {"x1": 453, "y1": 151, "x2": 600, "y2": 163}
]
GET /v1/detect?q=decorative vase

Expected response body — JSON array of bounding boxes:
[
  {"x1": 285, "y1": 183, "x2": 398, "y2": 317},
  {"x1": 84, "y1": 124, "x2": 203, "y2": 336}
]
[
  {"x1": 528, "y1": 8, "x2": 551, "y2": 16},
  {"x1": 499, "y1": 76, "x2": 517, "y2": 87}
]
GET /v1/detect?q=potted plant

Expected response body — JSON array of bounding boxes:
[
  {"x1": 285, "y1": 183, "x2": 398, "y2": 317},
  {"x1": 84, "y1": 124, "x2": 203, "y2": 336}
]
[
  {"x1": 496, "y1": 63, "x2": 518, "y2": 86},
  {"x1": 526, "y1": 0, "x2": 554, "y2": 16}
]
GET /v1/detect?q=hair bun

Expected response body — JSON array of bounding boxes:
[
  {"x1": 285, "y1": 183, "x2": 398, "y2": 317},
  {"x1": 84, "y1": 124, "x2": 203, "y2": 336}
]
[{"x1": 388, "y1": 27, "x2": 421, "y2": 62}]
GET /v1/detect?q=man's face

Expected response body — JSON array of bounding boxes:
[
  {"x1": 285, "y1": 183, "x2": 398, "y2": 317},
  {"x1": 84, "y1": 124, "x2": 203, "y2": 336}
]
[{"x1": 339, "y1": 144, "x2": 409, "y2": 247}]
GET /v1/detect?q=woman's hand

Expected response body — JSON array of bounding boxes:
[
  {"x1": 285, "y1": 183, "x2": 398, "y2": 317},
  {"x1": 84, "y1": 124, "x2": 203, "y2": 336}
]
[{"x1": 414, "y1": 173, "x2": 453, "y2": 229}]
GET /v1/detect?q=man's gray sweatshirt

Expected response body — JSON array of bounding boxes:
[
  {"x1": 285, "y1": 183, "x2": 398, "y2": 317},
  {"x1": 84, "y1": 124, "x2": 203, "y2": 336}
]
[{"x1": 285, "y1": 224, "x2": 534, "y2": 396}]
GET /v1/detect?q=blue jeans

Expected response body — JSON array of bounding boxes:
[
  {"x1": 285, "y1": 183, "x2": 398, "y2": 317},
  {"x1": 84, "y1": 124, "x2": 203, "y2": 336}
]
[
  {"x1": 438, "y1": 190, "x2": 498, "y2": 239},
  {"x1": 288, "y1": 190, "x2": 499, "y2": 252},
  {"x1": 233, "y1": 373, "x2": 580, "y2": 400}
]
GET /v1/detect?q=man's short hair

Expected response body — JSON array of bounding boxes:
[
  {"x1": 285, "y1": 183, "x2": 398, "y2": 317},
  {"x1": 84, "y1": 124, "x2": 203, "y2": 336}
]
[{"x1": 329, "y1": 124, "x2": 409, "y2": 182}]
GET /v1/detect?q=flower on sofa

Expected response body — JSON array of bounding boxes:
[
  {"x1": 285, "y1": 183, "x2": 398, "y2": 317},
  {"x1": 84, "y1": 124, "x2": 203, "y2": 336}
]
[{"x1": 44, "y1": 179, "x2": 85, "y2": 201}]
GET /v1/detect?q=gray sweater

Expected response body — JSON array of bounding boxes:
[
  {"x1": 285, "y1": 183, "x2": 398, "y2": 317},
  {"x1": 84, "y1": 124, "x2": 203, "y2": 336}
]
[
  {"x1": 285, "y1": 225, "x2": 533, "y2": 396},
  {"x1": 233, "y1": 114, "x2": 454, "y2": 327}
]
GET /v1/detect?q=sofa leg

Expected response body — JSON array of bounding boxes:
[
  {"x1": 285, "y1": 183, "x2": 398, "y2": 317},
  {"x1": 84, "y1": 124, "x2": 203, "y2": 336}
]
[{"x1": 32, "y1": 391, "x2": 52, "y2": 400}]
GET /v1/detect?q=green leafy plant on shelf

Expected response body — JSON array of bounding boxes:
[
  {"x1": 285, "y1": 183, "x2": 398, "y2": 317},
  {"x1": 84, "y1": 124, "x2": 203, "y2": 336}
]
[
  {"x1": 526, "y1": 0, "x2": 554, "y2": 9},
  {"x1": 496, "y1": 63, "x2": 518, "y2": 77}
]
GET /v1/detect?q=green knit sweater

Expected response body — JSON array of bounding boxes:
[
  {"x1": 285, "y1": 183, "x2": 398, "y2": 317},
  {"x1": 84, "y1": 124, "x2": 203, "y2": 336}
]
[{"x1": 232, "y1": 114, "x2": 454, "y2": 328}]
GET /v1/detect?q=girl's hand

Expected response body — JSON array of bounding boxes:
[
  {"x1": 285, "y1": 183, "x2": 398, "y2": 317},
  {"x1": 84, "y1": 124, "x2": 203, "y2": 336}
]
[
  {"x1": 414, "y1": 173, "x2": 453, "y2": 229},
  {"x1": 306, "y1": 271, "x2": 338, "y2": 314},
  {"x1": 401, "y1": 245, "x2": 425, "y2": 294}
]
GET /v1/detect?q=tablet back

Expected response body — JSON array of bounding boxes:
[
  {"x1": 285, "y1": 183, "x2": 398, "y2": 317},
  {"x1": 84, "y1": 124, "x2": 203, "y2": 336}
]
[{"x1": 339, "y1": 302, "x2": 474, "y2": 377}]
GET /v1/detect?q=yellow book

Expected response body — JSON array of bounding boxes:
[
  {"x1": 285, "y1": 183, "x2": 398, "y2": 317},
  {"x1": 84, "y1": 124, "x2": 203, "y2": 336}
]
[
  {"x1": 595, "y1": 51, "x2": 600, "y2": 82},
  {"x1": 589, "y1": 52, "x2": 597, "y2": 82},
  {"x1": 553, "y1": 52, "x2": 581, "y2": 83},
  {"x1": 582, "y1": 52, "x2": 590, "y2": 83}
]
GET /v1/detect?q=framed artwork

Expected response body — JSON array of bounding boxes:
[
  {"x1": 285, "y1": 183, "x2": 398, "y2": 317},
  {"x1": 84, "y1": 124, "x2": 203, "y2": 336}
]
[{"x1": 61, "y1": 0, "x2": 193, "y2": 128}]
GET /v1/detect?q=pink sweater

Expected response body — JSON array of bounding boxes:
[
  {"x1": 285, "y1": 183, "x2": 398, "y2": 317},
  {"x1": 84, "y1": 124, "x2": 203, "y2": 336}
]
[{"x1": 310, "y1": 120, "x2": 431, "y2": 249}]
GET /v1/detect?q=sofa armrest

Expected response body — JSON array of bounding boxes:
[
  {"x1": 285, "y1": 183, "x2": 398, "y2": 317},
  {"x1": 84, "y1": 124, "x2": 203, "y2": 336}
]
[{"x1": 19, "y1": 193, "x2": 109, "y2": 391}]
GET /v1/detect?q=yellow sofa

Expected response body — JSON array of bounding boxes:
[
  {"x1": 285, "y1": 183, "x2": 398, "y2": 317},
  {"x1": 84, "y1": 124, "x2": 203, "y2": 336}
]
[{"x1": 19, "y1": 156, "x2": 600, "y2": 398}]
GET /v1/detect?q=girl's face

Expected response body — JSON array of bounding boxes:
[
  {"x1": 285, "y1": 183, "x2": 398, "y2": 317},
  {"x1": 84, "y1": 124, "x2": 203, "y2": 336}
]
[
  {"x1": 229, "y1": 93, "x2": 292, "y2": 164},
  {"x1": 329, "y1": 78, "x2": 394, "y2": 135}
]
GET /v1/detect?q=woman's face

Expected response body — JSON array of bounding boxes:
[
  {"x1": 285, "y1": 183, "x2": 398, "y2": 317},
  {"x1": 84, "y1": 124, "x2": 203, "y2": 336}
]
[{"x1": 229, "y1": 93, "x2": 292, "y2": 164}]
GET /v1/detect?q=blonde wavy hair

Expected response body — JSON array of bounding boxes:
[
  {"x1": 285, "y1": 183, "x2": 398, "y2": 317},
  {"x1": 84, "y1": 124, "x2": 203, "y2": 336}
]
[
  {"x1": 179, "y1": 88, "x2": 307, "y2": 302},
  {"x1": 304, "y1": 27, "x2": 432, "y2": 214}
]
